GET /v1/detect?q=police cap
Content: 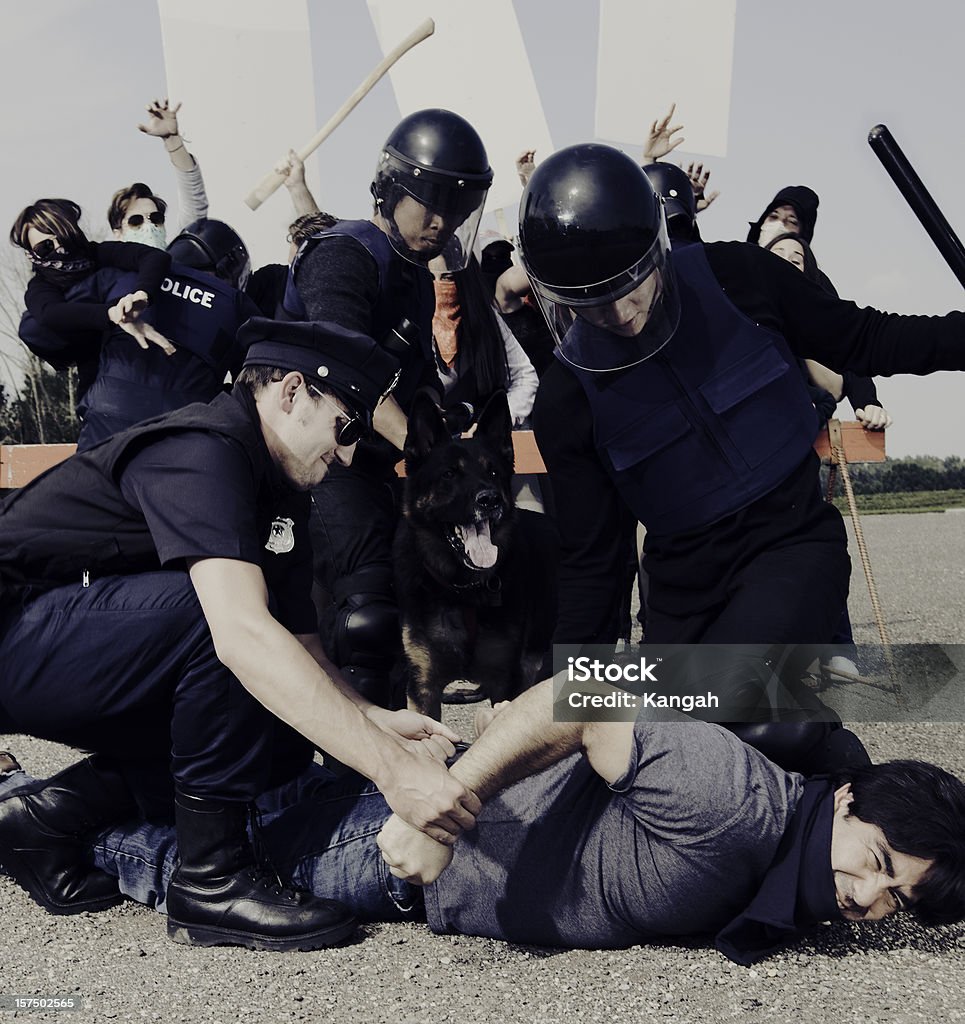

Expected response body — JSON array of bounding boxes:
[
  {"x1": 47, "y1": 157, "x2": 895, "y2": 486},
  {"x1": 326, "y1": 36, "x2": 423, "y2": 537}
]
[{"x1": 239, "y1": 318, "x2": 400, "y2": 426}]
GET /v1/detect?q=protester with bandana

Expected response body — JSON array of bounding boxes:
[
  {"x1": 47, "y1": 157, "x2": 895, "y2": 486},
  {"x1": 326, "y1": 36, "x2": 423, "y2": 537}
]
[
  {"x1": 430, "y1": 254, "x2": 538, "y2": 434},
  {"x1": 10, "y1": 197, "x2": 173, "y2": 385}
]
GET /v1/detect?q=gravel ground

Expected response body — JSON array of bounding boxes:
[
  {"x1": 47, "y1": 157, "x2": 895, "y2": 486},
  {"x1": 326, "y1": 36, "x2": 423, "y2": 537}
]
[{"x1": 2, "y1": 511, "x2": 964, "y2": 1024}]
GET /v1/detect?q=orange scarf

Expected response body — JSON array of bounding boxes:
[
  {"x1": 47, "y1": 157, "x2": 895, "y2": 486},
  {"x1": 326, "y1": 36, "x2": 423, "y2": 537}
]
[{"x1": 432, "y1": 278, "x2": 461, "y2": 367}]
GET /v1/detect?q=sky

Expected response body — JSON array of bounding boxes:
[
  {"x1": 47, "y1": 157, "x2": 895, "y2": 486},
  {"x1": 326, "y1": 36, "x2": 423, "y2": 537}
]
[{"x1": 1, "y1": 0, "x2": 963, "y2": 457}]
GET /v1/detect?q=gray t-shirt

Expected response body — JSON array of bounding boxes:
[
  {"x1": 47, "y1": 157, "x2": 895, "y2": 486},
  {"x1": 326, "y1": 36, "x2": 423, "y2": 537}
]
[{"x1": 426, "y1": 716, "x2": 803, "y2": 948}]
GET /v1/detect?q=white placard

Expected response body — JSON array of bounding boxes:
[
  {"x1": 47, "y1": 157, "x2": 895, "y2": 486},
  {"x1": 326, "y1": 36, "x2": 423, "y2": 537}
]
[
  {"x1": 596, "y1": 0, "x2": 736, "y2": 158},
  {"x1": 157, "y1": 0, "x2": 318, "y2": 267},
  {"x1": 366, "y1": 0, "x2": 553, "y2": 214}
]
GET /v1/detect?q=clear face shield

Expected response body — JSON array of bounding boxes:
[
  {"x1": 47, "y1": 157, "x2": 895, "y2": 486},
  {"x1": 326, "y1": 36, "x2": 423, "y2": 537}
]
[
  {"x1": 527, "y1": 219, "x2": 681, "y2": 372},
  {"x1": 374, "y1": 153, "x2": 489, "y2": 271}
]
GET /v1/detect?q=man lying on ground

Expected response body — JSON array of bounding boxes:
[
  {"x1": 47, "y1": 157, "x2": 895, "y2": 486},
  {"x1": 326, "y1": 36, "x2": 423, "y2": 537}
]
[{"x1": 2, "y1": 677, "x2": 962, "y2": 964}]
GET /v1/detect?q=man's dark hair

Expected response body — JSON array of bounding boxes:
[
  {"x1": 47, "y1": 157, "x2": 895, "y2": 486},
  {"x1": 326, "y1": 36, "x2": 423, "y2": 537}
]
[
  {"x1": 234, "y1": 365, "x2": 338, "y2": 407},
  {"x1": 834, "y1": 759, "x2": 965, "y2": 925},
  {"x1": 287, "y1": 212, "x2": 338, "y2": 246},
  {"x1": 108, "y1": 183, "x2": 168, "y2": 230}
]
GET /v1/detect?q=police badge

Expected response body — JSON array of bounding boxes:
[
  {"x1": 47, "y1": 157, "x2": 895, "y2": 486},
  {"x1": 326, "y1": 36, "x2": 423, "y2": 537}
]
[{"x1": 265, "y1": 517, "x2": 295, "y2": 554}]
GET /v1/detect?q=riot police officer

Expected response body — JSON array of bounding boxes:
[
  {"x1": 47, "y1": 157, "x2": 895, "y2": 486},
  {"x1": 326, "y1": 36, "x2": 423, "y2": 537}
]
[
  {"x1": 523, "y1": 144, "x2": 965, "y2": 768},
  {"x1": 285, "y1": 109, "x2": 493, "y2": 707},
  {"x1": 19, "y1": 218, "x2": 259, "y2": 450}
]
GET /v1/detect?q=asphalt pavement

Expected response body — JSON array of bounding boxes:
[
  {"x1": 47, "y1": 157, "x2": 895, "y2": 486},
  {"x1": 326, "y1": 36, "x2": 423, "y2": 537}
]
[{"x1": 2, "y1": 511, "x2": 964, "y2": 1024}]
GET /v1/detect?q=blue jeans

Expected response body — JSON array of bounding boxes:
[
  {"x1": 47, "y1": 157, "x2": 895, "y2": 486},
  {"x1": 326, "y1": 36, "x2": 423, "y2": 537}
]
[{"x1": 0, "y1": 763, "x2": 422, "y2": 923}]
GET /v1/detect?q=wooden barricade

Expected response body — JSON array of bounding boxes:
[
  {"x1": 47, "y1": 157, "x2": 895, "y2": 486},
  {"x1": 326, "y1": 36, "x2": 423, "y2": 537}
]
[{"x1": 1, "y1": 424, "x2": 885, "y2": 491}]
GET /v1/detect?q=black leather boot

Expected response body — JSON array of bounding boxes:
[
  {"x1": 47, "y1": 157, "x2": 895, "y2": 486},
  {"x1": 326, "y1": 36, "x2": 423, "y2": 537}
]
[
  {"x1": 0, "y1": 757, "x2": 135, "y2": 914},
  {"x1": 165, "y1": 791, "x2": 357, "y2": 951}
]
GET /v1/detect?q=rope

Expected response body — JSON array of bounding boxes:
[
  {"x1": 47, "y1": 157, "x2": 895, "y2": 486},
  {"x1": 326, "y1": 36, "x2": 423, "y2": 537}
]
[{"x1": 826, "y1": 420, "x2": 903, "y2": 703}]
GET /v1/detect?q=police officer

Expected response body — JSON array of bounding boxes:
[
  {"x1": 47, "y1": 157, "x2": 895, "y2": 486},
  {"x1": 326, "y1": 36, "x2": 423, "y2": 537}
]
[
  {"x1": 642, "y1": 162, "x2": 701, "y2": 244},
  {"x1": 284, "y1": 109, "x2": 493, "y2": 707},
  {"x1": 19, "y1": 218, "x2": 260, "y2": 451},
  {"x1": 523, "y1": 145, "x2": 965, "y2": 768},
  {"x1": 0, "y1": 318, "x2": 479, "y2": 950}
]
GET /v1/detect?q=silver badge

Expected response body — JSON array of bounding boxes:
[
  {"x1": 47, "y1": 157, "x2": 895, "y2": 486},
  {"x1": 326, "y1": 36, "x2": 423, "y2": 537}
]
[{"x1": 265, "y1": 517, "x2": 295, "y2": 554}]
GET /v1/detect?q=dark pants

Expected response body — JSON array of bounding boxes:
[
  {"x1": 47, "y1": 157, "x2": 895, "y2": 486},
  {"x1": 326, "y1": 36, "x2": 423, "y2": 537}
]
[
  {"x1": 0, "y1": 572, "x2": 310, "y2": 816},
  {"x1": 308, "y1": 461, "x2": 404, "y2": 702},
  {"x1": 646, "y1": 539, "x2": 850, "y2": 644}
]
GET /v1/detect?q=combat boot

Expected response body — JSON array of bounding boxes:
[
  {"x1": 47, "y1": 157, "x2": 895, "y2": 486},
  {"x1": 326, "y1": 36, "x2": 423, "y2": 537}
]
[
  {"x1": 165, "y1": 791, "x2": 357, "y2": 951},
  {"x1": 0, "y1": 757, "x2": 136, "y2": 914}
]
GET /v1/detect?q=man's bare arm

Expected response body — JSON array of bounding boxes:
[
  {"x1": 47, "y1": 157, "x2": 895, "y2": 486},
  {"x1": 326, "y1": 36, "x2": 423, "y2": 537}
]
[
  {"x1": 188, "y1": 557, "x2": 479, "y2": 842},
  {"x1": 377, "y1": 677, "x2": 639, "y2": 883}
]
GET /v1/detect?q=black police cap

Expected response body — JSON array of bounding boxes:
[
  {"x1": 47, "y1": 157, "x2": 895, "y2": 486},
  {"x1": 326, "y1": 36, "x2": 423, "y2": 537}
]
[{"x1": 238, "y1": 318, "x2": 400, "y2": 426}]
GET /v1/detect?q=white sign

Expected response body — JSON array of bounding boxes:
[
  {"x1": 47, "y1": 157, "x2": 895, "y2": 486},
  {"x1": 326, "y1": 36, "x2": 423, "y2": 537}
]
[
  {"x1": 366, "y1": 0, "x2": 554, "y2": 214},
  {"x1": 596, "y1": 0, "x2": 736, "y2": 158},
  {"x1": 157, "y1": 0, "x2": 319, "y2": 266}
]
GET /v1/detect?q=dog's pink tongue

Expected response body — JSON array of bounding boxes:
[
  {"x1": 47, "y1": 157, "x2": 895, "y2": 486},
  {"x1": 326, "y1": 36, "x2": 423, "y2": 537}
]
[{"x1": 460, "y1": 520, "x2": 498, "y2": 568}]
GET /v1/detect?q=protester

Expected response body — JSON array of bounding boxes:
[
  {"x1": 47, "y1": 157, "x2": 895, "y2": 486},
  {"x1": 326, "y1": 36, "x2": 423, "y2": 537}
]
[
  {"x1": 3, "y1": 678, "x2": 962, "y2": 965},
  {"x1": 11, "y1": 197, "x2": 173, "y2": 387}
]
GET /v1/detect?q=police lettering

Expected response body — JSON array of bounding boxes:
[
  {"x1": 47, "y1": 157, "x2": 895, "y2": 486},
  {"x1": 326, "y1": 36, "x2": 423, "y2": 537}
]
[{"x1": 160, "y1": 278, "x2": 215, "y2": 308}]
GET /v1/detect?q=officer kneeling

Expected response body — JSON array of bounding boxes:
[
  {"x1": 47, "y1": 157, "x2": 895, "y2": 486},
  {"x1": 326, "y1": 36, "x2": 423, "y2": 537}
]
[{"x1": 0, "y1": 318, "x2": 478, "y2": 951}]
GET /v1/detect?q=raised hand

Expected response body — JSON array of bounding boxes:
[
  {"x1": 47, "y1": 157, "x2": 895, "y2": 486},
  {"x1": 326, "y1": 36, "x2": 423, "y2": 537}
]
[
  {"x1": 643, "y1": 103, "x2": 685, "y2": 161},
  {"x1": 685, "y1": 162, "x2": 720, "y2": 212},
  {"x1": 137, "y1": 98, "x2": 182, "y2": 139}
]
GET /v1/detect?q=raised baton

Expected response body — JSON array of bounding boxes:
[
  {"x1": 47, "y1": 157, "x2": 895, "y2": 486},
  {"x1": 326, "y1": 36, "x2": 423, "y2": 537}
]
[
  {"x1": 868, "y1": 124, "x2": 965, "y2": 289},
  {"x1": 244, "y1": 17, "x2": 436, "y2": 211}
]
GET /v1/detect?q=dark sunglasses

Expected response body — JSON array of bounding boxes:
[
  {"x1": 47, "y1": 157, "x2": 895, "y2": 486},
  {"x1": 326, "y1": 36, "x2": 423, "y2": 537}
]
[
  {"x1": 31, "y1": 238, "x2": 61, "y2": 258},
  {"x1": 125, "y1": 211, "x2": 166, "y2": 228},
  {"x1": 307, "y1": 384, "x2": 366, "y2": 446}
]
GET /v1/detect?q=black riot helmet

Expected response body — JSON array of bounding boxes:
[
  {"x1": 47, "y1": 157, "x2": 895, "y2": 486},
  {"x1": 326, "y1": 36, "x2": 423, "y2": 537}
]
[
  {"x1": 519, "y1": 144, "x2": 680, "y2": 372},
  {"x1": 642, "y1": 162, "x2": 699, "y2": 243},
  {"x1": 167, "y1": 218, "x2": 251, "y2": 290},
  {"x1": 371, "y1": 109, "x2": 492, "y2": 271}
]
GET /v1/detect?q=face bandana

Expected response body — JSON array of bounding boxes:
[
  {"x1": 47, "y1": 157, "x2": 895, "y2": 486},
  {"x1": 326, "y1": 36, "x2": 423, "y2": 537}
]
[
  {"x1": 715, "y1": 777, "x2": 840, "y2": 965},
  {"x1": 432, "y1": 277, "x2": 462, "y2": 367},
  {"x1": 122, "y1": 223, "x2": 167, "y2": 249}
]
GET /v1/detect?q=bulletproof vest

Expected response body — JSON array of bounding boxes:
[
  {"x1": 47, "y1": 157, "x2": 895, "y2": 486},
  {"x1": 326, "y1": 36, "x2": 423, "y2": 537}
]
[
  {"x1": 0, "y1": 391, "x2": 265, "y2": 603},
  {"x1": 21, "y1": 262, "x2": 252, "y2": 451},
  {"x1": 282, "y1": 219, "x2": 435, "y2": 412},
  {"x1": 566, "y1": 244, "x2": 819, "y2": 537}
]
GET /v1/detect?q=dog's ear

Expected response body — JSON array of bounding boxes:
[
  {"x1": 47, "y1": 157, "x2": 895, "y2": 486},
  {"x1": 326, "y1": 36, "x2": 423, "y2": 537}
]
[
  {"x1": 404, "y1": 389, "x2": 450, "y2": 467},
  {"x1": 475, "y1": 390, "x2": 514, "y2": 469}
]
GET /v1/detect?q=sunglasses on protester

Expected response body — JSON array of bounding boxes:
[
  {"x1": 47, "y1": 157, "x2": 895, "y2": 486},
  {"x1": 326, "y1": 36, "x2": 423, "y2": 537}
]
[
  {"x1": 306, "y1": 384, "x2": 367, "y2": 446},
  {"x1": 124, "y1": 211, "x2": 166, "y2": 228},
  {"x1": 31, "y1": 238, "x2": 62, "y2": 258}
]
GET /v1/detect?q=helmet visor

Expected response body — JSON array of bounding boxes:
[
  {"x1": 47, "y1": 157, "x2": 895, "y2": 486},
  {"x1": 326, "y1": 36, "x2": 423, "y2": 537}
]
[
  {"x1": 383, "y1": 180, "x2": 487, "y2": 272},
  {"x1": 527, "y1": 223, "x2": 681, "y2": 372}
]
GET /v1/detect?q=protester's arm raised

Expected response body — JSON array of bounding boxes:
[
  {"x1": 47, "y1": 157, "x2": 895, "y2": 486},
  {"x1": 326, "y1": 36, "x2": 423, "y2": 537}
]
[{"x1": 188, "y1": 556, "x2": 479, "y2": 842}]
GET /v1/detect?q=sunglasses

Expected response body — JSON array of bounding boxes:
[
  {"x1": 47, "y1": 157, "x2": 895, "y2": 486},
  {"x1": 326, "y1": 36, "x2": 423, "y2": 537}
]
[
  {"x1": 125, "y1": 211, "x2": 166, "y2": 228},
  {"x1": 31, "y1": 238, "x2": 61, "y2": 258},
  {"x1": 307, "y1": 384, "x2": 366, "y2": 446}
]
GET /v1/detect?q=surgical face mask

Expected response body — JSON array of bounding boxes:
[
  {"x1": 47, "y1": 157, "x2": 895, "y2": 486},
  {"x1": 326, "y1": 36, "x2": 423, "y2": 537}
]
[{"x1": 121, "y1": 222, "x2": 168, "y2": 249}]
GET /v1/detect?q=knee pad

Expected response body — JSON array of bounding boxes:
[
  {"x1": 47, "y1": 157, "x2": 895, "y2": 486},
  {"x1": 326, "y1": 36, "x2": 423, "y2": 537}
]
[{"x1": 334, "y1": 598, "x2": 400, "y2": 670}]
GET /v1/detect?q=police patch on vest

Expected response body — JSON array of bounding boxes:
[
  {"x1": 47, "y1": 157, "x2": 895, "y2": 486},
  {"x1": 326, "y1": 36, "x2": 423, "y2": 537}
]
[{"x1": 265, "y1": 517, "x2": 295, "y2": 554}]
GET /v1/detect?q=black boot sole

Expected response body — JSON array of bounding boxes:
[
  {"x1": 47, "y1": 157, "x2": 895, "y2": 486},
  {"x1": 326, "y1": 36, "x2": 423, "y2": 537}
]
[{"x1": 166, "y1": 914, "x2": 358, "y2": 951}]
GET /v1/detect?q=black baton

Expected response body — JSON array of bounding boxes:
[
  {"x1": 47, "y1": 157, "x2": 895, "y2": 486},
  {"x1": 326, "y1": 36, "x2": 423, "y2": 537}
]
[{"x1": 868, "y1": 124, "x2": 965, "y2": 289}]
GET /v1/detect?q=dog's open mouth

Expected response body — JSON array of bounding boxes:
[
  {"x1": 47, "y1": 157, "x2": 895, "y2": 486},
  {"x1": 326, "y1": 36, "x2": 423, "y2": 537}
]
[{"x1": 447, "y1": 513, "x2": 503, "y2": 570}]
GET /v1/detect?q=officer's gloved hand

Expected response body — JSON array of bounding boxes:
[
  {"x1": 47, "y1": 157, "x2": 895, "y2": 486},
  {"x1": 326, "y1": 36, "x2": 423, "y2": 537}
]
[{"x1": 442, "y1": 402, "x2": 475, "y2": 437}]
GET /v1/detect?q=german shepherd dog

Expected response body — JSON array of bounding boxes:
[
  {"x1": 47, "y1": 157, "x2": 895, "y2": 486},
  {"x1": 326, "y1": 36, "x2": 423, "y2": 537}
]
[{"x1": 394, "y1": 391, "x2": 556, "y2": 720}]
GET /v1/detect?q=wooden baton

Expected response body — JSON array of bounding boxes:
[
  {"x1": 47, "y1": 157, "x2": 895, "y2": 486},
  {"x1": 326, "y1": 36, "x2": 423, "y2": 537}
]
[{"x1": 244, "y1": 17, "x2": 436, "y2": 211}]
